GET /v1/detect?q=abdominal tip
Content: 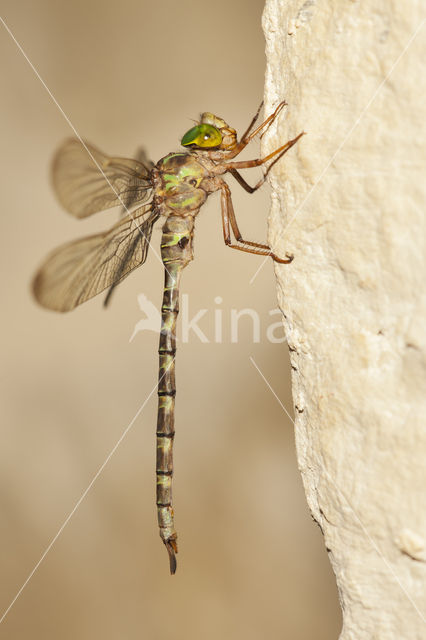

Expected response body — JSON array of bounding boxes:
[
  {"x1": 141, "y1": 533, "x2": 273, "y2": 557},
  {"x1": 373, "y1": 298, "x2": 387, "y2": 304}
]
[{"x1": 166, "y1": 541, "x2": 177, "y2": 575}]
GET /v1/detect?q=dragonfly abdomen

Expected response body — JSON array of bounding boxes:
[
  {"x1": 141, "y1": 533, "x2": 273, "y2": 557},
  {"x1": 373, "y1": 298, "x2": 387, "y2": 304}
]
[{"x1": 156, "y1": 214, "x2": 195, "y2": 574}]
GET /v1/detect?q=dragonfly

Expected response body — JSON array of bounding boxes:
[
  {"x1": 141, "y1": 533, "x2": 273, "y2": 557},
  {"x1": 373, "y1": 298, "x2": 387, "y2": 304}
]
[{"x1": 32, "y1": 102, "x2": 304, "y2": 574}]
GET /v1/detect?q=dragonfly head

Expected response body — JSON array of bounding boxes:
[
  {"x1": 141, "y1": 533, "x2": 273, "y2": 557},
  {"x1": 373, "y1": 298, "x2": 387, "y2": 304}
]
[{"x1": 180, "y1": 113, "x2": 237, "y2": 151}]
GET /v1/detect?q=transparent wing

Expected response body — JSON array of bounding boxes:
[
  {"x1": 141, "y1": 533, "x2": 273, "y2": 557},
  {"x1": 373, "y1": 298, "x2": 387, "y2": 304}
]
[
  {"x1": 52, "y1": 138, "x2": 153, "y2": 218},
  {"x1": 33, "y1": 205, "x2": 159, "y2": 312},
  {"x1": 131, "y1": 146, "x2": 155, "y2": 172},
  {"x1": 103, "y1": 146, "x2": 156, "y2": 307}
]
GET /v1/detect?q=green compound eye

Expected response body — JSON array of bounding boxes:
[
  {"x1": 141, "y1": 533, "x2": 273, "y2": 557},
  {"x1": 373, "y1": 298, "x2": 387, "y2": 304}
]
[{"x1": 181, "y1": 123, "x2": 222, "y2": 148}]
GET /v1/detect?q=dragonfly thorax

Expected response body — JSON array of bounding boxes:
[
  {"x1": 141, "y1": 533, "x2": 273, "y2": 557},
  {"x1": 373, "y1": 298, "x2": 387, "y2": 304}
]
[{"x1": 155, "y1": 153, "x2": 208, "y2": 215}]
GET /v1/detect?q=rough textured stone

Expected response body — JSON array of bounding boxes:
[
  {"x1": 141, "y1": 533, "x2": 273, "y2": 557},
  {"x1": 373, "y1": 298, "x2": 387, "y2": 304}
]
[{"x1": 262, "y1": 1, "x2": 426, "y2": 637}]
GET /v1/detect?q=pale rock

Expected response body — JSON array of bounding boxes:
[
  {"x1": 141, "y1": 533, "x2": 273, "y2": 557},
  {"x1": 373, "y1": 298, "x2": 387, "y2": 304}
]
[{"x1": 262, "y1": 1, "x2": 426, "y2": 637}]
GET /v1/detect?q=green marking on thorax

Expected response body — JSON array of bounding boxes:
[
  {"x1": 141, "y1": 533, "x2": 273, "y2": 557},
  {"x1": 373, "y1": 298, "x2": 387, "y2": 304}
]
[
  {"x1": 169, "y1": 195, "x2": 198, "y2": 208},
  {"x1": 163, "y1": 175, "x2": 178, "y2": 191},
  {"x1": 161, "y1": 154, "x2": 204, "y2": 191},
  {"x1": 161, "y1": 153, "x2": 187, "y2": 163},
  {"x1": 161, "y1": 233, "x2": 189, "y2": 248}
]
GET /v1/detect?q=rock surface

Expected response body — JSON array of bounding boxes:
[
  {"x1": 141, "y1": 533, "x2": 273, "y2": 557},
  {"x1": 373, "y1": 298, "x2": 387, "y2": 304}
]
[{"x1": 262, "y1": 1, "x2": 426, "y2": 637}]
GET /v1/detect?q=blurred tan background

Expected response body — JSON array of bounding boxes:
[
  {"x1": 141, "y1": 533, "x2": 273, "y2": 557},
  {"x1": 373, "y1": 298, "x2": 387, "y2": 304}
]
[{"x1": 0, "y1": 1, "x2": 341, "y2": 638}]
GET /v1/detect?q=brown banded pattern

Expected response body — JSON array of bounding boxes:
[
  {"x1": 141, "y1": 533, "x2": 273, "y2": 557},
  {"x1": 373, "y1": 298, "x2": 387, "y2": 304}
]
[{"x1": 156, "y1": 215, "x2": 195, "y2": 574}]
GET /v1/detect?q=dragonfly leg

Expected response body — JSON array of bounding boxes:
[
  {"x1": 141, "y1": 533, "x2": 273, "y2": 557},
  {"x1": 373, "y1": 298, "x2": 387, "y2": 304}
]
[
  {"x1": 225, "y1": 131, "x2": 305, "y2": 196},
  {"x1": 224, "y1": 131, "x2": 305, "y2": 172},
  {"x1": 239, "y1": 100, "x2": 264, "y2": 143},
  {"x1": 228, "y1": 168, "x2": 264, "y2": 194},
  {"x1": 225, "y1": 101, "x2": 288, "y2": 159},
  {"x1": 220, "y1": 182, "x2": 293, "y2": 263}
]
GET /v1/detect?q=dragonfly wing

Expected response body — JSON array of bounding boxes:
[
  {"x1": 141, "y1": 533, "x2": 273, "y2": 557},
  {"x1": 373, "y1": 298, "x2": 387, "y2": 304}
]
[
  {"x1": 104, "y1": 146, "x2": 156, "y2": 307},
  {"x1": 52, "y1": 138, "x2": 153, "y2": 218},
  {"x1": 132, "y1": 146, "x2": 155, "y2": 171},
  {"x1": 33, "y1": 205, "x2": 159, "y2": 312}
]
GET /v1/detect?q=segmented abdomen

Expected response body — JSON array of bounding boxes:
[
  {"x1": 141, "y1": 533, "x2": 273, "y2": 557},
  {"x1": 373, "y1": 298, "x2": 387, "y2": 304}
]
[{"x1": 156, "y1": 214, "x2": 194, "y2": 574}]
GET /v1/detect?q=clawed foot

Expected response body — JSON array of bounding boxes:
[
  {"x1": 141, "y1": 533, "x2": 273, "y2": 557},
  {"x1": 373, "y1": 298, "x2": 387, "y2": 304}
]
[{"x1": 271, "y1": 251, "x2": 294, "y2": 264}]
